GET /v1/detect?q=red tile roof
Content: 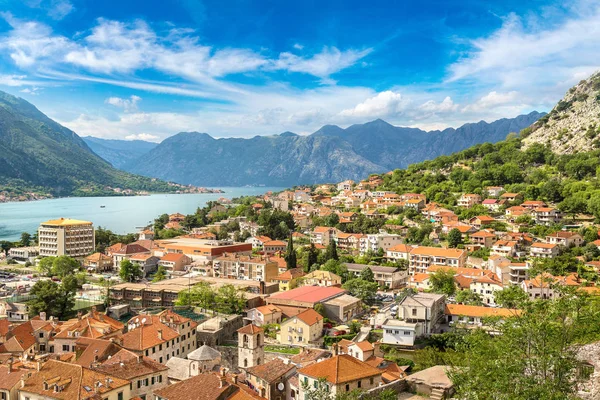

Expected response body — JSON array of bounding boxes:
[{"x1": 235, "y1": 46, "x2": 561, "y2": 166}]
[{"x1": 268, "y1": 286, "x2": 345, "y2": 303}]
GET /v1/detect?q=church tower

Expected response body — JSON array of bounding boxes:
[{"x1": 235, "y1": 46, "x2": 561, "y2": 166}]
[{"x1": 237, "y1": 324, "x2": 264, "y2": 370}]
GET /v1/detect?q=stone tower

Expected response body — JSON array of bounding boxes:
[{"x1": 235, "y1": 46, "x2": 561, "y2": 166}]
[{"x1": 237, "y1": 324, "x2": 264, "y2": 370}]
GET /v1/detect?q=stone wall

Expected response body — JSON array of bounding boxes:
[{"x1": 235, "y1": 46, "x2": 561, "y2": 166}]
[{"x1": 576, "y1": 341, "x2": 600, "y2": 400}]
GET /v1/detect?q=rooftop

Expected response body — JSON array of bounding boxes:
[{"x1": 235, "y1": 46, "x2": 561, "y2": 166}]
[
  {"x1": 298, "y1": 354, "x2": 381, "y2": 384},
  {"x1": 268, "y1": 286, "x2": 345, "y2": 304},
  {"x1": 40, "y1": 218, "x2": 93, "y2": 226}
]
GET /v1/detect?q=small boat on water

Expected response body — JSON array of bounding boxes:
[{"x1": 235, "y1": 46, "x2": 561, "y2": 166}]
[{"x1": 100, "y1": 205, "x2": 106, "y2": 208}]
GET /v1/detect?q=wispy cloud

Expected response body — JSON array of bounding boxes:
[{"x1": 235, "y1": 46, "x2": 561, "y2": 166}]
[{"x1": 105, "y1": 95, "x2": 141, "y2": 112}]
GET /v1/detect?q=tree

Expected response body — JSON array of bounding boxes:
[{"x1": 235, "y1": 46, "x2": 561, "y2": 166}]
[
  {"x1": 494, "y1": 285, "x2": 528, "y2": 309},
  {"x1": 0, "y1": 241, "x2": 12, "y2": 256},
  {"x1": 52, "y1": 256, "x2": 80, "y2": 278},
  {"x1": 343, "y1": 279, "x2": 378, "y2": 303},
  {"x1": 27, "y1": 279, "x2": 76, "y2": 320},
  {"x1": 284, "y1": 234, "x2": 297, "y2": 270},
  {"x1": 37, "y1": 257, "x2": 54, "y2": 276},
  {"x1": 359, "y1": 267, "x2": 375, "y2": 282},
  {"x1": 348, "y1": 320, "x2": 362, "y2": 334},
  {"x1": 307, "y1": 243, "x2": 319, "y2": 271},
  {"x1": 455, "y1": 290, "x2": 483, "y2": 306},
  {"x1": 153, "y1": 265, "x2": 167, "y2": 282},
  {"x1": 449, "y1": 289, "x2": 594, "y2": 399},
  {"x1": 447, "y1": 228, "x2": 463, "y2": 248},
  {"x1": 429, "y1": 268, "x2": 457, "y2": 296},
  {"x1": 300, "y1": 378, "x2": 333, "y2": 400},
  {"x1": 325, "y1": 240, "x2": 338, "y2": 261},
  {"x1": 119, "y1": 259, "x2": 142, "y2": 282},
  {"x1": 20, "y1": 232, "x2": 32, "y2": 246},
  {"x1": 215, "y1": 284, "x2": 246, "y2": 314},
  {"x1": 314, "y1": 303, "x2": 326, "y2": 317}
]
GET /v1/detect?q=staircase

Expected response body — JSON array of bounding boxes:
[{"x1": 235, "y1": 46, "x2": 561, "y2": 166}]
[{"x1": 430, "y1": 388, "x2": 445, "y2": 400}]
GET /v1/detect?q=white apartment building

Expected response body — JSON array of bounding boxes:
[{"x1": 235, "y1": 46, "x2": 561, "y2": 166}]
[
  {"x1": 359, "y1": 233, "x2": 403, "y2": 255},
  {"x1": 38, "y1": 218, "x2": 95, "y2": 258}
]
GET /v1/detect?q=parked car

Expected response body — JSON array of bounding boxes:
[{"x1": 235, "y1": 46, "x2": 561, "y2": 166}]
[{"x1": 333, "y1": 330, "x2": 347, "y2": 336}]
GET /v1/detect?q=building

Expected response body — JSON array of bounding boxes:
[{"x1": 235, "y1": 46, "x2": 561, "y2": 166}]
[
  {"x1": 245, "y1": 236, "x2": 272, "y2": 249},
  {"x1": 468, "y1": 215, "x2": 496, "y2": 229},
  {"x1": 0, "y1": 363, "x2": 25, "y2": 400},
  {"x1": 444, "y1": 304, "x2": 517, "y2": 329},
  {"x1": 382, "y1": 318, "x2": 423, "y2": 346},
  {"x1": 359, "y1": 233, "x2": 403, "y2": 255},
  {"x1": 153, "y1": 238, "x2": 252, "y2": 264},
  {"x1": 485, "y1": 186, "x2": 504, "y2": 197},
  {"x1": 457, "y1": 194, "x2": 482, "y2": 208},
  {"x1": 7, "y1": 247, "x2": 39, "y2": 263},
  {"x1": 263, "y1": 240, "x2": 287, "y2": 255},
  {"x1": 530, "y1": 242, "x2": 560, "y2": 258},
  {"x1": 159, "y1": 253, "x2": 192, "y2": 275},
  {"x1": 266, "y1": 286, "x2": 347, "y2": 318},
  {"x1": 38, "y1": 218, "x2": 94, "y2": 258},
  {"x1": 546, "y1": 231, "x2": 584, "y2": 247},
  {"x1": 83, "y1": 252, "x2": 113, "y2": 273},
  {"x1": 344, "y1": 263, "x2": 407, "y2": 289},
  {"x1": 470, "y1": 231, "x2": 497, "y2": 248},
  {"x1": 310, "y1": 227, "x2": 336, "y2": 246},
  {"x1": 521, "y1": 273, "x2": 581, "y2": 300},
  {"x1": 186, "y1": 345, "x2": 222, "y2": 372},
  {"x1": 271, "y1": 268, "x2": 305, "y2": 292},
  {"x1": 92, "y1": 348, "x2": 169, "y2": 399},
  {"x1": 491, "y1": 240, "x2": 518, "y2": 258},
  {"x1": 396, "y1": 293, "x2": 446, "y2": 337},
  {"x1": 238, "y1": 324, "x2": 264, "y2": 370},
  {"x1": 213, "y1": 253, "x2": 279, "y2": 282},
  {"x1": 112, "y1": 243, "x2": 151, "y2": 269},
  {"x1": 277, "y1": 309, "x2": 324, "y2": 346},
  {"x1": 469, "y1": 274, "x2": 504, "y2": 305},
  {"x1": 532, "y1": 207, "x2": 562, "y2": 226},
  {"x1": 19, "y1": 359, "x2": 130, "y2": 400},
  {"x1": 386, "y1": 244, "x2": 413, "y2": 262},
  {"x1": 245, "y1": 358, "x2": 296, "y2": 400},
  {"x1": 297, "y1": 355, "x2": 382, "y2": 400},
  {"x1": 121, "y1": 310, "x2": 198, "y2": 364},
  {"x1": 408, "y1": 246, "x2": 467, "y2": 275},
  {"x1": 152, "y1": 371, "x2": 250, "y2": 400},
  {"x1": 246, "y1": 305, "x2": 283, "y2": 327},
  {"x1": 53, "y1": 309, "x2": 124, "y2": 354},
  {"x1": 301, "y1": 270, "x2": 342, "y2": 287},
  {"x1": 129, "y1": 254, "x2": 160, "y2": 277}
]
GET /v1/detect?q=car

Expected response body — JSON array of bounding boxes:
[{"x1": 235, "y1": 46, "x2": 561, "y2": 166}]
[
  {"x1": 323, "y1": 322, "x2": 333, "y2": 329},
  {"x1": 333, "y1": 330, "x2": 347, "y2": 336}
]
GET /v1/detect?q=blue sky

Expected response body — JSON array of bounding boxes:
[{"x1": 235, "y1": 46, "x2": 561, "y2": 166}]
[{"x1": 0, "y1": 0, "x2": 599, "y2": 141}]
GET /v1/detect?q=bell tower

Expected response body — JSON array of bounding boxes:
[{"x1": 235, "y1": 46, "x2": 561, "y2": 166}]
[{"x1": 237, "y1": 324, "x2": 264, "y2": 370}]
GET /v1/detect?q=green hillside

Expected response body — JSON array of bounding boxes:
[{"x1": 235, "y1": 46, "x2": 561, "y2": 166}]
[{"x1": 0, "y1": 90, "x2": 179, "y2": 197}]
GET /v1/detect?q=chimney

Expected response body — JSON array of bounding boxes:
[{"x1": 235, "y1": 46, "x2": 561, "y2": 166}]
[
  {"x1": 77, "y1": 311, "x2": 82, "y2": 320},
  {"x1": 232, "y1": 375, "x2": 238, "y2": 385},
  {"x1": 40, "y1": 312, "x2": 46, "y2": 321},
  {"x1": 137, "y1": 354, "x2": 143, "y2": 363},
  {"x1": 105, "y1": 378, "x2": 111, "y2": 388},
  {"x1": 333, "y1": 343, "x2": 339, "y2": 356},
  {"x1": 94, "y1": 350, "x2": 99, "y2": 362},
  {"x1": 220, "y1": 367, "x2": 227, "y2": 377},
  {"x1": 157, "y1": 329, "x2": 163, "y2": 340},
  {"x1": 219, "y1": 376, "x2": 227, "y2": 388},
  {"x1": 259, "y1": 280, "x2": 266, "y2": 295},
  {"x1": 7, "y1": 357, "x2": 13, "y2": 373},
  {"x1": 36, "y1": 360, "x2": 42, "y2": 372}
]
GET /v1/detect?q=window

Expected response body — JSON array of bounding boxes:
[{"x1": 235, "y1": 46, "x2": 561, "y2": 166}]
[
  {"x1": 137, "y1": 380, "x2": 142, "y2": 389},
  {"x1": 62, "y1": 345, "x2": 70, "y2": 351},
  {"x1": 412, "y1": 308, "x2": 417, "y2": 316},
  {"x1": 118, "y1": 392, "x2": 124, "y2": 400},
  {"x1": 159, "y1": 344, "x2": 162, "y2": 351},
  {"x1": 370, "y1": 378, "x2": 374, "y2": 385},
  {"x1": 39, "y1": 332, "x2": 44, "y2": 338},
  {"x1": 158, "y1": 375, "x2": 163, "y2": 383},
  {"x1": 345, "y1": 384, "x2": 350, "y2": 392},
  {"x1": 358, "y1": 380, "x2": 361, "y2": 388},
  {"x1": 159, "y1": 357, "x2": 163, "y2": 363},
  {"x1": 152, "y1": 377, "x2": 155, "y2": 385},
  {"x1": 145, "y1": 378, "x2": 149, "y2": 386}
]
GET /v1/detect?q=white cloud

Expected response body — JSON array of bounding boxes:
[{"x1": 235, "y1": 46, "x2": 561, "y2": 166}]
[
  {"x1": 462, "y1": 91, "x2": 520, "y2": 112},
  {"x1": 419, "y1": 96, "x2": 459, "y2": 113},
  {"x1": 272, "y1": 47, "x2": 372, "y2": 83},
  {"x1": 339, "y1": 91, "x2": 406, "y2": 118},
  {"x1": 105, "y1": 95, "x2": 141, "y2": 112},
  {"x1": 19, "y1": 87, "x2": 41, "y2": 95},
  {"x1": 447, "y1": 6, "x2": 600, "y2": 96},
  {"x1": 125, "y1": 133, "x2": 160, "y2": 142},
  {"x1": 293, "y1": 43, "x2": 304, "y2": 50},
  {"x1": 47, "y1": 0, "x2": 74, "y2": 20},
  {"x1": 0, "y1": 74, "x2": 41, "y2": 87}
]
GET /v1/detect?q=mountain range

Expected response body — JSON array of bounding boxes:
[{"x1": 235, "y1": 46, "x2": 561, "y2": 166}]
[
  {"x1": 96, "y1": 111, "x2": 544, "y2": 186},
  {"x1": 0, "y1": 90, "x2": 178, "y2": 196}
]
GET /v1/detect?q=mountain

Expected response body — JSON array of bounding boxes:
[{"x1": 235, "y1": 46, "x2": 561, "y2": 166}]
[
  {"x1": 83, "y1": 137, "x2": 158, "y2": 168},
  {"x1": 0, "y1": 90, "x2": 178, "y2": 196},
  {"x1": 123, "y1": 112, "x2": 544, "y2": 186},
  {"x1": 124, "y1": 132, "x2": 383, "y2": 186},
  {"x1": 523, "y1": 70, "x2": 600, "y2": 153},
  {"x1": 313, "y1": 112, "x2": 545, "y2": 169}
]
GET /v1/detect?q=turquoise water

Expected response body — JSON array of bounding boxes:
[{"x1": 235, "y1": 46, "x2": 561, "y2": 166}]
[{"x1": 0, "y1": 187, "x2": 284, "y2": 241}]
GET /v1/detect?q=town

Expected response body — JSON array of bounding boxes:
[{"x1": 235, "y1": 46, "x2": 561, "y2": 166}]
[{"x1": 1, "y1": 165, "x2": 600, "y2": 400}]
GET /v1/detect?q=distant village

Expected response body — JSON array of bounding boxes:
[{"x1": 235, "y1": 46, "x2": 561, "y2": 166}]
[{"x1": 1, "y1": 172, "x2": 600, "y2": 400}]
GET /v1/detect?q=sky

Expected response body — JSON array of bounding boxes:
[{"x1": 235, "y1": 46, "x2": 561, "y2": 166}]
[{"x1": 0, "y1": 0, "x2": 599, "y2": 142}]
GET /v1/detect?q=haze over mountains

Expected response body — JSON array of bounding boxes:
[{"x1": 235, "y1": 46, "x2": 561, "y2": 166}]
[{"x1": 84, "y1": 111, "x2": 544, "y2": 186}]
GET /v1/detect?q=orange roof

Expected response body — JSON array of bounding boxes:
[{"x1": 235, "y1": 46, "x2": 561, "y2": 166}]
[
  {"x1": 427, "y1": 265, "x2": 487, "y2": 277},
  {"x1": 254, "y1": 305, "x2": 282, "y2": 316},
  {"x1": 237, "y1": 324, "x2": 263, "y2": 335},
  {"x1": 298, "y1": 355, "x2": 381, "y2": 384},
  {"x1": 313, "y1": 226, "x2": 333, "y2": 233},
  {"x1": 351, "y1": 341, "x2": 374, "y2": 352},
  {"x1": 274, "y1": 268, "x2": 305, "y2": 281},
  {"x1": 445, "y1": 304, "x2": 519, "y2": 318},
  {"x1": 410, "y1": 273, "x2": 430, "y2": 283},
  {"x1": 388, "y1": 244, "x2": 414, "y2": 253},
  {"x1": 294, "y1": 309, "x2": 323, "y2": 326},
  {"x1": 264, "y1": 240, "x2": 286, "y2": 246},
  {"x1": 474, "y1": 215, "x2": 495, "y2": 222},
  {"x1": 531, "y1": 242, "x2": 558, "y2": 249},
  {"x1": 410, "y1": 246, "x2": 465, "y2": 258},
  {"x1": 121, "y1": 316, "x2": 180, "y2": 351},
  {"x1": 471, "y1": 230, "x2": 496, "y2": 238}
]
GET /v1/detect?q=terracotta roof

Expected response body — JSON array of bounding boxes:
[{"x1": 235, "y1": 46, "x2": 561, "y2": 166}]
[
  {"x1": 113, "y1": 243, "x2": 150, "y2": 255},
  {"x1": 313, "y1": 226, "x2": 333, "y2": 233},
  {"x1": 0, "y1": 321, "x2": 36, "y2": 352},
  {"x1": 473, "y1": 215, "x2": 495, "y2": 222},
  {"x1": 85, "y1": 253, "x2": 111, "y2": 262},
  {"x1": 20, "y1": 359, "x2": 129, "y2": 400},
  {"x1": 253, "y1": 305, "x2": 282, "y2": 316},
  {"x1": 106, "y1": 243, "x2": 124, "y2": 253},
  {"x1": 445, "y1": 304, "x2": 519, "y2": 318},
  {"x1": 410, "y1": 246, "x2": 465, "y2": 258},
  {"x1": 153, "y1": 372, "x2": 234, "y2": 400},
  {"x1": 410, "y1": 273, "x2": 430, "y2": 283},
  {"x1": 547, "y1": 231, "x2": 580, "y2": 239},
  {"x1": 75, "y1": 338, "x2": 122, "y2": 368},
  {"x1": 160, "y1": 253, "x2": 189, "y2": 262},
  {"x1": 298, "y1": 355, "x2": 382, "y2": 384},
  {"x1": 531, "y1": 242, "x2": 558, "y2": 249},
  {"x1": 294, "y1": 309, "x2": 323, "y2": 326},
  {"x1": 351, "y1": 341, "x2": 374, "y2": 352},
  {"x1": 454, "y1": 275, "x2": 474, "y2": 289},
  {"x1": 246, "y1": 358, "x2": 295, "y2": 383},
  {"x1": 427, "y1": 265, "x2": 486, "y2": 277},
  {"x1": 94, "y1": 349, "x2": 168, "y2": 380},
  {"x1": 237, "y1": 324, "x2": 263, "y2": 335},
  {"x1": 471, "y1": 230, "x2": 496, "y2": 238},
  {"x1": 482, "y1": 199, "x2": 498, "y2": 204},
  {"x1": 0, "y1": 319, "x2": 10, "y2": 337},
  {"x1": 387, "y1": 244, "x2": 414, "y2": 253},
  {"x1": 274, "y1": 268, "x2": 305, "y2": 281},
  {"x1": 55, "y1": 311, "x2": 124, "y2": 340},
  {"x1": 41, "y1": 218, "x2": 92, "y2": 226},
  {"x1": 121, "y1": 316, "x2": 179, "y2": 351},
  {"x1": 263, "y1": 240, "x2": 286, "y2": 246},
  {"x1": 0, "y1": 364, "x2": 25, "y2": 390}
]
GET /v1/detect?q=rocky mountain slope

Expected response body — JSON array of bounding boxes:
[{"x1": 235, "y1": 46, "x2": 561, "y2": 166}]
[
  {"x1": 524, "y1": 70, "x2": 600, "y2": 153},
  {"x1": 83, "y1": 137, "x2": 158, "y2": 168},
  {"x1": 124, "y1": 113, "x2": 543, "y2": 186},
  {"x1": 124, "y1": 132, "x2": 383, "y2": 186},
  {"x1": 0, "y1": 90, "x2": 177, "y2": 196}
]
